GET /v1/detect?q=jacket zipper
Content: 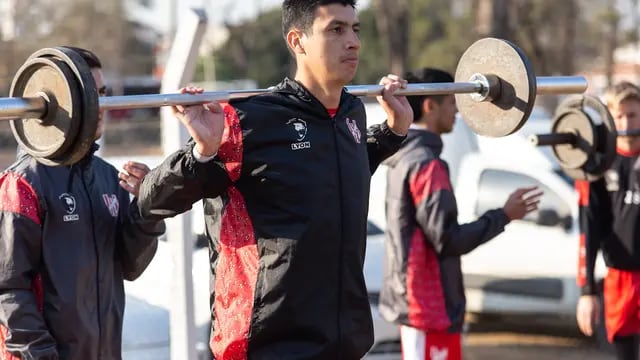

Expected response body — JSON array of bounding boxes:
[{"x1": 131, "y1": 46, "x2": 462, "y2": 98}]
[
  {"x1": 331, "y1": 114, "x2": 344, "y2": 358},
  {"x1": 80, "y1": 167, "x2": 103, "y2": 357}
]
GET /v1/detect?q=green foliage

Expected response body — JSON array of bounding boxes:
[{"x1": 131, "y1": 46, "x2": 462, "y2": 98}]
[
  {"x1": 203, "y1": 1, "x2": 631, "y2": 87},
  {"x1": 212, "y1": 8, "x2": 292, "y2": 87}
]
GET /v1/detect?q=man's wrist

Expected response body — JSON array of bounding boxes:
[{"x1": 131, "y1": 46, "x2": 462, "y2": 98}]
[
  {"x1": 192, "y1": 145, "x2": 217, "y2": 163},
  {"x1": 387, "y1": 120, "x2": 408, "y2": 136}
]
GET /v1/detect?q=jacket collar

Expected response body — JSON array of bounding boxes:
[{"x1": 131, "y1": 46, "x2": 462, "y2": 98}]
[
  {"x1": 383, "y1": 128, "x2": 443, "y2": 167},
  {"x1": 272, "y1": 77, "x2": 356, "y2": 117}
]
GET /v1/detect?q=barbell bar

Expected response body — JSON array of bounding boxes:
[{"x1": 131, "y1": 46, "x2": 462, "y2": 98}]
[
  {"x1": 0, "y1": 76, "x2": 586, "y2": 116},
  {"x1": 0, "y1": 37, "x2": 590, "y2": 166},
  {"x1": 530, "y1": 128, "x2": 640, "y2": 147}
]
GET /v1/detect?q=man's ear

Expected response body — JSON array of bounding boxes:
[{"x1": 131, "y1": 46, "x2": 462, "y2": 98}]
[
  {"x1": 286, "y1": 29, "x2": 306, "y2": 55},
  {"x1": 423, "y1": 98, "x2": 438, "y2": 114}
]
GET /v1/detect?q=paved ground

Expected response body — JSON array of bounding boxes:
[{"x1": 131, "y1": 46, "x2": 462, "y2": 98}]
[{"x1": 463, "y1": 319, "x2": 614, "y2": 360}]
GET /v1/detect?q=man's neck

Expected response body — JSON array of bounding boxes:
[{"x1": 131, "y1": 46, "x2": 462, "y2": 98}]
[
  {"x1": 617, "y1": 138, "x2": 640, "y2": 155},
  {"x1": 294, "y1": 71, "x2": 343, "y2": 110},
  {"x1": 414, "y1": 119, "x2": 442, "y2": 135}
]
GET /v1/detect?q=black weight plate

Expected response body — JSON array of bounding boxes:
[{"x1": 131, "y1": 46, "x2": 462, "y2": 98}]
[{"x1": 29, "y1": 47, "x2": 99, "y2": 166}]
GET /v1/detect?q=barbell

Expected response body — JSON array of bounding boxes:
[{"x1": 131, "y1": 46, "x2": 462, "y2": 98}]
[
  {"x1": 528, "y1": 94, "x2": 629, "y2": 181},
  {"x1": 0, "y1": 37, "x2": 589, "y2": 166}
]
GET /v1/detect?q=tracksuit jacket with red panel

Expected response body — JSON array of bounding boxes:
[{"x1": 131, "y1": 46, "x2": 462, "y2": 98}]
[
  {"x1": 576, "y1": 151, "x2": 640, "y2": 296},
  {"x1": 137, "y1": 78, "x2": 406, "y2": 359},
  {"x1": 378, "y1": 129, "x2": 510, "y2": 333},
  {"x1": 0, "y1": 146, "x2": 165, "y2": 360}
]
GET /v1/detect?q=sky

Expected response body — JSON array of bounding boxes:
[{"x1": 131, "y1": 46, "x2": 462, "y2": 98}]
[{"x1": 136, "y1": 0, "x2": 371, "y2": 35}]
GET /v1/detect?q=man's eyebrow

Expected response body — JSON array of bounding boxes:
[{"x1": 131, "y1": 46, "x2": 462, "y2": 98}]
[{"x1": 326, "y1": 20, "x2": 360, "y2": 27}]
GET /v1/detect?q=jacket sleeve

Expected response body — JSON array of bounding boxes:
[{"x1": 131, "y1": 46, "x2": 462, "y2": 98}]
[
  {"x1": 138, "y1": 105, "x2": 241, "y2": 221},
  {"x1": 576, "y1": 179, "x2": 609, "y2": 295},
  {"x1": 117, "y1": 196, "x2": 166, "y2": 281},
  {"x1": 411, "y1": 160, "x2": 511, "y2": 257},
  {"x1": 0, "y1": 172, "x2": 58, "y2": 359},
  {"x1": 367, "y1": 121, "x2": 406, "y2": 174}
]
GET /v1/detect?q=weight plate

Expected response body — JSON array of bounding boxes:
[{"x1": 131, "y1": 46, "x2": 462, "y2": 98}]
[
  {"x1": 554, "y1": 95, "x2": 616, "y2": 181},
  {"x1": 9, "y1": 57, "x2": 82, "y2": 160},
  {"x1": 455, "y1": 37, "x2": 537, "y2": 137},
  {"x1": 29, "y1": 47, "x2": 100, "y2": 166}
]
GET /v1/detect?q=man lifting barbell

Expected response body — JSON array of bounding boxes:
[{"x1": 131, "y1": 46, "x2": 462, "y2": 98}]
[{"x1": 529, "y1": 82, "x2": 640, "y2": 360}]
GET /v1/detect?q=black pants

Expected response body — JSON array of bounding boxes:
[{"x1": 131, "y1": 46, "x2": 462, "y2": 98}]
[{"x1": 614, "y1": 335, "x2": 639, "y2": 360}]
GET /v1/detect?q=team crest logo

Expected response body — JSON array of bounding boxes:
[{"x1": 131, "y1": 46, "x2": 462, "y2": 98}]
[
  {"x1": 59, "y1": 193, "x2": 79, "y2": 222},
  {"x1": 287, "y1": 118, "x2": 308, "y2": 141},
  {"x1": 346, "y1": 117, "x2": 361, "y2": 144},
  {"x1": 430, "y1": 346, "x2": 449, "y2": 360},
  {"x1": 102, "y1": 194, "x2": 120, "y2": 218},
  {"x1": 287, "y1": 118, "x2": 311, "y2": 150}
]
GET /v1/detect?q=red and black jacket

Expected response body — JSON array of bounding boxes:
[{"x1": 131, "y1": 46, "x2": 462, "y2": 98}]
[
  {"x1": 576, "y1": 151, "x2": 640, "y2": 295},
  {"x1": 0, "y1": 146, "x2": 165, "y2": 360},
  {"x1": 378, "y1": 129, "x2": 510, "y2": 333},
  {"x1": 138, "y1": 78, "x2": 405, "y2": 359}
]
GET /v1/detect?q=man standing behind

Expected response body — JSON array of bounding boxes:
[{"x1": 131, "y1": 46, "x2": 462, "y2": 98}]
[
  {"x1": 379, "y1": 67, "x2": 542, "y2": 360},
  {"x1": 576, "y1": 81, "x2": 640, "y2": 360},
  {"x1": 0, "y1": 47, "x2": 165, "y2": 360}
]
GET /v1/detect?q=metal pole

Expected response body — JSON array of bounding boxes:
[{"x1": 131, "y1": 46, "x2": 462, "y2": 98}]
[
  {"x1": 529, "y1": 133, "x2": 577, "y2": 146},
  {"x1": 0, "y1": 75, "x2": 589, "y2": 119},
  {"x1": 536, "y1": 76, "x2": 589, "y2": 95}
]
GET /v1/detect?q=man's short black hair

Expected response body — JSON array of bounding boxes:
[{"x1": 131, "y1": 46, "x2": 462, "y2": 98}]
[
  {"x1": 282, "y1": 0, "x2": 357, "y2": 39},
  {"x1": 405, "y1": 68, "x2": 454, "y2": 122},
  {"x1": 63, "y1": 46, "x2": 102, "y2": 69}
]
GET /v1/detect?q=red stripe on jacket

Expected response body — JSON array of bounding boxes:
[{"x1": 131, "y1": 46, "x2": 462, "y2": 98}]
[
  {"x1": 409, "y1": 160, "x2": 451, "y2": 206},
  {"x1": 575, "y1": 180, "x2": 589, "y2": 207},
  {"x1": 210, "y1": 104, "x2": 259, "y2": 360},
  {"x1": 0, "y1": 172, "x2": 43, "y2": 359},
  {"x1": 406, "y1": 229, "x2": 451, "y2": 331},
  {"x1": 575, "y1": 180, "x2": 589, "y2": 287}
]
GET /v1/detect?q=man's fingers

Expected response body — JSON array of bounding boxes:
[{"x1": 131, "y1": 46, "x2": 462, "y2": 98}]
[
  {"x1": 577, "y1": 311, "x2": 590, "y2": 336},
  {"x1": 526, "y1": 202, "x2": 540, "y2": 213},
  {"x1": 119, "y1": 180, "x2": 135, "y2": 194}
]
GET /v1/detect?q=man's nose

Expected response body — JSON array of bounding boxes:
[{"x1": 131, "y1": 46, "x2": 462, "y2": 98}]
[{"x1": 347, "y1": 30, "x2": 360, "y2": 50}]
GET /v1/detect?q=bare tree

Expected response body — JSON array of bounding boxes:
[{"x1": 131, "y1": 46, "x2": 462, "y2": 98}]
[
  {"x1": 372, "y1": 0, "x2": 410, "y2": 75},
  {"x1": 601, "y1": 1, "x2": 620, "y2": 87}
]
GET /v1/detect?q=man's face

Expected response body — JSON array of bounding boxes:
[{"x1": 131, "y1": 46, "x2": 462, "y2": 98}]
[
  {"x1": 436, "y1": 95, "x2": 458, "y2": 134},
  {"x1": 297, "y1": 4, "x2": 361, "y2": 85},
  {"x1": 424, "y1": 95, "x2": 457, "y2": 134},
  {"x1": 611, "y1": 98, "x2": 640, "y2": 147},
  {"x1": 91, "y1": 68, "x2": 107, "y2": 141}
]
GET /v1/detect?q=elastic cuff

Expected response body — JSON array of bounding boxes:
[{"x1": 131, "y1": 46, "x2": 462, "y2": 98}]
[
  {"x1": 580, "y1": 285, "x2": 597, "y2": 296},
  {"x1": 192, "y1": 146, "x2": 216, "y2": 163},
  {"x1": 381, "y1": 121, "x2": 407, "y2": 143}
]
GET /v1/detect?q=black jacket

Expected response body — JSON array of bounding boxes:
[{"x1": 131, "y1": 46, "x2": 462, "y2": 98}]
[
  {"x1": 0, "y1": 146, "x2": 165, "y2": 360},
  {"x1": 379, "y1": 129, "x2": 510, "y2": 332},
  {"x1": 138, "y1": 78, "x2": 405, "y2": 359},
  {"x1": 577, "y1": 152, "x2": 640, "y2": 295}
]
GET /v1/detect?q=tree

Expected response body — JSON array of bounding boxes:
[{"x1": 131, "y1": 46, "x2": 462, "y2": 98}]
[
  {"x1": 372, "y1": 0, "x2": 411, "y2": 75},
  {"x1": 212, "y1": 8, "x2": 292, "y2": 88},
  {"x1": 0, "y1": 0, "x2": 156, "y2": 95}
]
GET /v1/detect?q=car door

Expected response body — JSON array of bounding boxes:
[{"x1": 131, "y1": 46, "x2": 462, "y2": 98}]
[{"x1": 456, "y1": 154, "x2": 581, "y2": 313}]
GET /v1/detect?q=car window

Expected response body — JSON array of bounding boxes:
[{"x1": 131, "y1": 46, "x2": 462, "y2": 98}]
[
  {"x1": 367, "y1": 220, "x2": 383, "y2": 236},
  {"x1": 475, "y1": 169, "x2": 571, "y2": 225}
]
